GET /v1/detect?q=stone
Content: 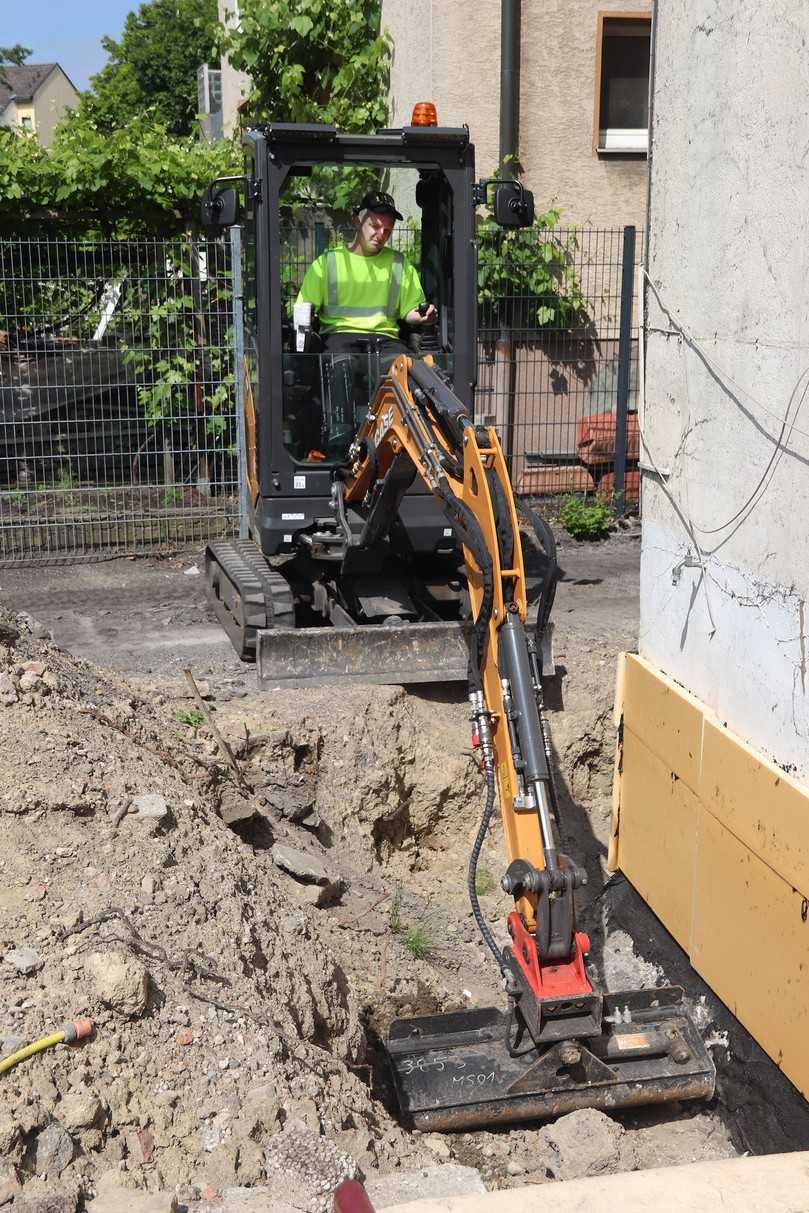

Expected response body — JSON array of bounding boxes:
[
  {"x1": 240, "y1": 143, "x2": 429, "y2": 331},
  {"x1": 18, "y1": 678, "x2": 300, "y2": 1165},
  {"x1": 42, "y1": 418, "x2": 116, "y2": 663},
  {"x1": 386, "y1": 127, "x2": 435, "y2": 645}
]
[
  {"x1": 0, "y1": 1165, "x2": 20, "y2": 1207},
  {"x1": 364, "y1": 1165, "x2": 487, "y2": 1208},
  {"x1": 263, "y1": 1122, "x2": 356, "y2": 1213},
  {"x1": 12, "y1": 1177, "x2": 80, "y2": 1213},
  {"x1": 0, "y1": 672, "x2": 17, "y2": 705},
  {"x1": 0, "y1": 1114, "x2": 20, "y2": 1157},
  {"x1": 537, "y1": 1107, "x2": 628, "y2": 1181},
  {"x1": 270, "y1": 843, "x2": 330, "y2": 886},
  {"x1": 241, "y1": 1082, "x2": 280, "y2": 1135},
  {"x1": 3, "y1": 946, "x2": 42, "y2": 975},
  {"x1": 32, "y1": 1121, "x2": 74, "y2": 1177},
  {"x1": 21, "y1": 660, "x2": 46, "y2": 675},
  {"x1": 87, "y1": 951, "x2": 150, "y2": 1017},
  {"x1": 59, "y1": 1090, "x2": 104, "y2": 1130},
  {"x1": 424, "y1": 1134, "x2": 452, "y2": 1160},
  {"x1": 91, "y1": 1177, "x2": 178, "y2": 1213},
  {"x1": 19, "y1": 671, "x2": 42, "y2": 692},
  {"x1": 131, "y1": 793, "x2": 170, "y2": 830}
]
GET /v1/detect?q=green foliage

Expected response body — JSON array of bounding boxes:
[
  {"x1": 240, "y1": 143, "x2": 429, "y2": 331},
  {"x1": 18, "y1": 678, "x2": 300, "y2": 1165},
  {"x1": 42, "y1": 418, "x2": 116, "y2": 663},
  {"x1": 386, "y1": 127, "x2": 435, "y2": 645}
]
[
  {"x1": 474, "y1": 866, "x2": 497, "y2": 897},
  {"x1": 0, "y1": 110, "x2": 238, "y2": 235},
  {"x1": 224, "y1": 0, "x2": 389, "y2": 132},
  {"x1": 403, "y1": 926, "x2": 434, "y2": 961},
  {"x1": 80, "y1": 0, "x2": 220, "y2": 137},
  {"x1": 0, "y1": 44, "x2": 31, "y2": 66},
  {"x1": 560, "y1": 494, "x2": 613, "y2": 540},
  {"x1": 224, "y1": 0, "x2": 390, "y2": 212},
  {"x1": 177, "y1": 707, "x2": 204, "y2": 728},
  {"x1": 477, "y1": 207, "x2": 585, "y2": 329}
]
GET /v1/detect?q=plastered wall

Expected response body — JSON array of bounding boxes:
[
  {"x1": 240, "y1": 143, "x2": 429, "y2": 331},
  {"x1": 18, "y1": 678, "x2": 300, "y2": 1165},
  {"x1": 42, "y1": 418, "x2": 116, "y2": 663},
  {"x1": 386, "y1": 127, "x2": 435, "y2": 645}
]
[
  {"x1": 640, "y1": 1, "x2": 809, "y2": 780},
  {"x1": 382, "y1": 0, "x2": 649, "y2": 228}
]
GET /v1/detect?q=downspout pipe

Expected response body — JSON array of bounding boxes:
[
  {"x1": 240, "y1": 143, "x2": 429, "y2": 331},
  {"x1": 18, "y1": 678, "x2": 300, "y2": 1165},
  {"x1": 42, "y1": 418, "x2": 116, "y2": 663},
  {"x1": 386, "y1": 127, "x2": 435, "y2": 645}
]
[{"x1": 499, "y1": 0, "x2": 522, "y2": 171}]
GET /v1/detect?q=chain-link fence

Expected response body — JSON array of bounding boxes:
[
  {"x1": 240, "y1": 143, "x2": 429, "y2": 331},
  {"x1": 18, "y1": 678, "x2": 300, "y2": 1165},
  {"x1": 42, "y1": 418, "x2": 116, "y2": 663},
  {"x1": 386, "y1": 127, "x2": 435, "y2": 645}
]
[
  {"x1": 0, "y1": 236, "x2": 237, "y2": 563},
  {"x1": 0, "y1": 225, "x2": 638, "y2": 563}
]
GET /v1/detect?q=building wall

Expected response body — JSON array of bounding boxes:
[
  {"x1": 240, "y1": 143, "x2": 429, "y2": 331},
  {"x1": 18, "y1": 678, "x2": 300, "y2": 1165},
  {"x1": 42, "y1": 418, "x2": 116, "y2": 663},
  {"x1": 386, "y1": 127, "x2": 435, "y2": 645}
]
[
  {"x1": 382, "y1": 0, "x2": 649, "y2": 229},
  {"x1": 32, "y1": 68, "x2": 79, "y2": 146},
  {"x1": 639, "y1": 0, "x2": 809, "y2": 777}
]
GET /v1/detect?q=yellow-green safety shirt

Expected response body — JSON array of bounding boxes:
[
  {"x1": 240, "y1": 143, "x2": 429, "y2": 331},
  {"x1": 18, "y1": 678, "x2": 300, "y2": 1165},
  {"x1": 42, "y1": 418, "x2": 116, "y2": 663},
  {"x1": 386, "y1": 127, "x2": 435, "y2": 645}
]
[{"x1": 296, "y1": 245, "x2": 425, "y2": 339}]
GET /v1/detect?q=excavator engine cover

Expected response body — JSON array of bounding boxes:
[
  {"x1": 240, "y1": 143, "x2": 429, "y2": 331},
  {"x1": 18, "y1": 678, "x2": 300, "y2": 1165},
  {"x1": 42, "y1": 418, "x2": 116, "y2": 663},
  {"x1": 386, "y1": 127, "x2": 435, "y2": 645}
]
[{"x1": 387, "y1": 986, "x2": 715, "y2": 1131}]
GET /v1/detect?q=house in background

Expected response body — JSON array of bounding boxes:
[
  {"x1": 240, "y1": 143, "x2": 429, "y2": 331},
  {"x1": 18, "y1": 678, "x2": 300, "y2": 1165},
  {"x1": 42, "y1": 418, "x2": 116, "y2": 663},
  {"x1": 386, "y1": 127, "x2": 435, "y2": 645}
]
[
  {"x1": 382, "y1": 0, "x2": 651, "y2": 231},
  {"x1": 0, "y1": 63, "x2": 79, "y2": 146}
]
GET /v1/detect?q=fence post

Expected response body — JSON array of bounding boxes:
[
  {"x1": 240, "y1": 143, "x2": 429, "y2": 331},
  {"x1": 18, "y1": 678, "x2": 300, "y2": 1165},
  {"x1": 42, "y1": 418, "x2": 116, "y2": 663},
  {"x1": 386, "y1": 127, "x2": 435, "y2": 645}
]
[
  {"x1": 614, "y1": 225, "x2": 636, "y2": 518},
  {"x1": 229, "y1": 224, "x2": 249, "y2": 540}
]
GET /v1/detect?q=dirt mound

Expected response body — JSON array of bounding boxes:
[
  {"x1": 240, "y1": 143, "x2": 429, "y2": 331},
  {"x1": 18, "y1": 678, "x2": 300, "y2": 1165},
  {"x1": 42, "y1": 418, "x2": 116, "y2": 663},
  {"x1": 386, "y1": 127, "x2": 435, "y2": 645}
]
[{"x1": 0, "y1": 599, "x2": 738, "y2": 1209}]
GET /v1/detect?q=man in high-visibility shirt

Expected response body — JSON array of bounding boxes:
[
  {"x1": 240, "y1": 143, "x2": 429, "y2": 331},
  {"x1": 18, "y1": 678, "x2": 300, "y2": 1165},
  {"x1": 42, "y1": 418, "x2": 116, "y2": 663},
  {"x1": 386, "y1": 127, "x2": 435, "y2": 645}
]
[
  {"x1": 294, "y1": 192, "x2": 437, "y2": 454},
  {"x1": 296, "y1": 190, "x2": 437, "y2": 358}
]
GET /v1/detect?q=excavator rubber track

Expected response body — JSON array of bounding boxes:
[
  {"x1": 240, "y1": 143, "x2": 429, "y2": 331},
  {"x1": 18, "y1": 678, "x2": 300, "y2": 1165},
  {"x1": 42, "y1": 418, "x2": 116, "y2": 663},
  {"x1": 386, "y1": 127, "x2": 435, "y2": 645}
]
[
  {"x1": 387, "y1": 986, "x2": 716, "y2": 1131},
  {"x1": 204, "y1": 539, "x2": 295, "y2": 661}
]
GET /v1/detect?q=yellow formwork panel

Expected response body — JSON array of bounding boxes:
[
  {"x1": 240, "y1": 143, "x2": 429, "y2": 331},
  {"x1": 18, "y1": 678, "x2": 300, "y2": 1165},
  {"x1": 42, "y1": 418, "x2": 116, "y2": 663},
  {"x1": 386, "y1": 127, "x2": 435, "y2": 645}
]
[
  {"x1": 692, "y1": 806, "x2": 809, "y2": 1097},
  {"x1": 613, "y1": 725, "x2": 699, "y2": 951},
  {"x1": 702, "y1": 718, "x2": 809, "y2": 896},
  {"x1": 612, "y1": 652, "x2": 809, "y2": 1104},
  {"x1": 621, "y1": 654, "x2": 705, "y2": 794}
]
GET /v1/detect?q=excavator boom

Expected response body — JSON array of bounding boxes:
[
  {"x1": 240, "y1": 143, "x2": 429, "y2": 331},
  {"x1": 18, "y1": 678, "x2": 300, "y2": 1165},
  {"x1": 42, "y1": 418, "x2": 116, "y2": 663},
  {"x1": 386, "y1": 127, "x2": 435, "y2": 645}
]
[{"x1": 339, "y1": 356, "x2": 715, "y2": 1129}]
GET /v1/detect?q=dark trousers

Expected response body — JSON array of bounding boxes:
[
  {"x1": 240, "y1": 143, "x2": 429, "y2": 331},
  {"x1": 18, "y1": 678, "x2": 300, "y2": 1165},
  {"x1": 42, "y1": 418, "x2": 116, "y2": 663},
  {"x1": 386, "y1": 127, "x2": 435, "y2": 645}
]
[{"x1": 321, "y1": 331, "x2": 409, "y2": 443}]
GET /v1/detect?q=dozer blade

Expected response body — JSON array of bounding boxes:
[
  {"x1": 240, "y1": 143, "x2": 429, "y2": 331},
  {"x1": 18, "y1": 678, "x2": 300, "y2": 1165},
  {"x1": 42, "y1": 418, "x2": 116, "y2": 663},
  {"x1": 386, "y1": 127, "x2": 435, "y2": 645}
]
[
  {"x1": 386, "y1": 987, "x2": 715, "y2": 1131},
  {"x1": 256, "y1": 621, "x2": 473, "y2": 688}
]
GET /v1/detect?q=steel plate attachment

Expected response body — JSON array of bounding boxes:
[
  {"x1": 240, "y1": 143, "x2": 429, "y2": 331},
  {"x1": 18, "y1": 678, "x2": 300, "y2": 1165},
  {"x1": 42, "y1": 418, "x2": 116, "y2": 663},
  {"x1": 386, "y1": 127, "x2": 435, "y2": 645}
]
[{"x1": 386, "y1": 987, "x2": 716, "y2": 1132}]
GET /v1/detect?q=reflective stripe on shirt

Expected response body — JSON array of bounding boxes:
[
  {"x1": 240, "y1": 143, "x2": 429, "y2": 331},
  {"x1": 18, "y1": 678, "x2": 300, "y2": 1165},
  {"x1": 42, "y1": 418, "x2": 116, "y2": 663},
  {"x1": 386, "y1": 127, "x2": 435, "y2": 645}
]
[{"x1": 326, "y1": 249, "x2": 405, "y2": 317}]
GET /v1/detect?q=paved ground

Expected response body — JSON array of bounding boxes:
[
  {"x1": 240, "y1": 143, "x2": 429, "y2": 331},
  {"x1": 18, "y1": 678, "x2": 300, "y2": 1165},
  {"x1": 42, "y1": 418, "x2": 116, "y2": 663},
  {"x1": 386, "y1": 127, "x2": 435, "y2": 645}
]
[{"x1": 0, "y1": 528, "x2": 642, "y2": 686}]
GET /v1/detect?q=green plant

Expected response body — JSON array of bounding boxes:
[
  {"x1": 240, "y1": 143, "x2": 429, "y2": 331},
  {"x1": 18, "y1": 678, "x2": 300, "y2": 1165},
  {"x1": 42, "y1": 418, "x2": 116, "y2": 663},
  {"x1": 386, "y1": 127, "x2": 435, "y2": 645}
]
[
  {"x1": 474, "y1": 866, "x2": 497, "y2": 897},
  {"x1": 389, "y1": 884, "x2": 403, "y2": 934},
  {"x1": 177, "y1": 707, "x2": 204, "y2": 728},
  {"x1": 560, "y1": 494, "x2": 613, "y2": 541},
  {"x1": 477, "y1": 207, "x2": 585, "y2": 329},
  {"x1": 403, "y1": 926, "x2": 434, "y2": 961}
]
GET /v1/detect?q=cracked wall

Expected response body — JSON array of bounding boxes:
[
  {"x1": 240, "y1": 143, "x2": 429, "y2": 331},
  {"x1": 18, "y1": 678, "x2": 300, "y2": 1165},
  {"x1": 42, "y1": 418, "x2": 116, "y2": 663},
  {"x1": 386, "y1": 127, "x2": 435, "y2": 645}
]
[{"x1": 639, "y1": 0, "x2": 809, "y2": 780}]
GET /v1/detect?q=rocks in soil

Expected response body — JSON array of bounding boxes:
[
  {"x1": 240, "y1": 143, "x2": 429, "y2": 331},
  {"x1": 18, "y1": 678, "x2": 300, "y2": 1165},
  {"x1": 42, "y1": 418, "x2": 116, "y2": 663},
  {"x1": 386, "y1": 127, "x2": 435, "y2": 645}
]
[
  {"x1": 3, "y1": 946, "x2": 43, "y2": 975},
  {"x1": 271, "y1": 843, "x2": 331, "y2": 885},
  {"x1": 262, "y1": 1121, "x2": 356, "y2": 1213},
  {"x1": 536, "y1": 1108, "x2": 634, "y2": 1181},
  {"x1": 31, "y1": 1121, "x2": 75, "y2": 1177},
  {"x1": 87, "y1": 951, "x2": 150, "y2": 1017}
]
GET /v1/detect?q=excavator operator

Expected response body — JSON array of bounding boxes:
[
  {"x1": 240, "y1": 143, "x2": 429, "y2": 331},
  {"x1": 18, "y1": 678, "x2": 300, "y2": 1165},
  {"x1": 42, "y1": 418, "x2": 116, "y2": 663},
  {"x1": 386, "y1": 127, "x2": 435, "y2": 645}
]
[
  {"x1": 296, "y1": 190, "x2": 438, "y2": 355},
  {"x1": 294, "y1": 192, "x2": 437, "y2": 436}
]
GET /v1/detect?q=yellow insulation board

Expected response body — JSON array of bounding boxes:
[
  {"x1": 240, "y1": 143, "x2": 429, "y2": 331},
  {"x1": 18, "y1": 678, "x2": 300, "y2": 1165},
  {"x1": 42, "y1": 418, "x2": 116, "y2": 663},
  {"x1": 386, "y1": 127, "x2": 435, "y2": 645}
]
[{"x1": 611, "y1": 652, "x2": 809, "y2": 1101}]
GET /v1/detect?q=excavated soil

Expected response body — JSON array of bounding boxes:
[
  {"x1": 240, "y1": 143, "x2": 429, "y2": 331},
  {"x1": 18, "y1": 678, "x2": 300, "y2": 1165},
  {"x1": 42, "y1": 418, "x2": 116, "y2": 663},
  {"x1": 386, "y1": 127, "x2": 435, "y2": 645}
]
[{"x1": 1, "y1": 529, "x2": 807, "y2": 1208}]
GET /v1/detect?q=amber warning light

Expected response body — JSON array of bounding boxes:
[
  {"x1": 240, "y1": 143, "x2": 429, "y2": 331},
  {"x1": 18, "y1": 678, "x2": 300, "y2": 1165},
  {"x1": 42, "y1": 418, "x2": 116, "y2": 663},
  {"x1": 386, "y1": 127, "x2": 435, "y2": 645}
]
[{"x1": 411, "y1": 101, "x2": 438, "y2": 126}]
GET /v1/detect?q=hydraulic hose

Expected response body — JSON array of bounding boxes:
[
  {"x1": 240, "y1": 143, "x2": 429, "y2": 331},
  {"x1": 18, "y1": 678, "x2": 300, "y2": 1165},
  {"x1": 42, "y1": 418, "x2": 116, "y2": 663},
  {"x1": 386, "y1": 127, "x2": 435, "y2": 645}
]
[
  {"x1": 467, "y1": 753, "x2": 506, "y2": 974},
  {"x1": 0, "y1": 1018, "x2": 93, "y2": 1076}
]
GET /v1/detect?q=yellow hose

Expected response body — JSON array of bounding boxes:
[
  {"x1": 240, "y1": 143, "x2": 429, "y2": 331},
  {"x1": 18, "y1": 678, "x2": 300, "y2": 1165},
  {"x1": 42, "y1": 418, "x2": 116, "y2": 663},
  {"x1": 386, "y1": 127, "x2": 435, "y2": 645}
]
[
  {"x1": 0, "y1": 1032, "x2": 66, "y2": 1075},
  {"x1": 0, "y1": 1019, "x2": 93, "y2": 1075}
]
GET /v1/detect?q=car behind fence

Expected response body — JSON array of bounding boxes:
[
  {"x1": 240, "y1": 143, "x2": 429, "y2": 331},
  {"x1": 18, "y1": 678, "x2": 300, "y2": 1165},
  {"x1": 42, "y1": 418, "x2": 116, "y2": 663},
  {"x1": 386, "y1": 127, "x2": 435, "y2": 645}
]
[{"x1": 0, "y1": 226, "x2": 639, "y2": 563}]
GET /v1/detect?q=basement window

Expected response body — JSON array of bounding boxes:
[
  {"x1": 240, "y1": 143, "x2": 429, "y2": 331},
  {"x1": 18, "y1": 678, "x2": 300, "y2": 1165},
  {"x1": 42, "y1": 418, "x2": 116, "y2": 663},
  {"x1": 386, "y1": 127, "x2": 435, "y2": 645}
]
[{"x1": 595, "y1": 14, "x2": 651, "y2": 155}]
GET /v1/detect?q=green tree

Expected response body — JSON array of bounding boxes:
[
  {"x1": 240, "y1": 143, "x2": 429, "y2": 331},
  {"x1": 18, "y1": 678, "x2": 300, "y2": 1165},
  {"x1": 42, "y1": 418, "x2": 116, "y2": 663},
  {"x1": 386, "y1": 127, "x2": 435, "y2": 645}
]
[
  {"x1": 0, "y1": 109, "x2": 237, "y2": 235},
  {"x1": 81, "y1": 0, "x2": 219, "y2": 137},
  {"x1": 0, "y1": 43, "x2": 32, "y2": 89},
  {"x1": 223, "y1": 0, "x2": 389, "y2": 132}
]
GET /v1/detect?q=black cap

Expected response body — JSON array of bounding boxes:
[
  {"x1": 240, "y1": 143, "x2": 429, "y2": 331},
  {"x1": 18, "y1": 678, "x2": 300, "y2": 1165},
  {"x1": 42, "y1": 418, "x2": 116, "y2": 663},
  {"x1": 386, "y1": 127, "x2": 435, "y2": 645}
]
[{"x1": 356, "y1": 190, "x2": 403, "y2": 221}]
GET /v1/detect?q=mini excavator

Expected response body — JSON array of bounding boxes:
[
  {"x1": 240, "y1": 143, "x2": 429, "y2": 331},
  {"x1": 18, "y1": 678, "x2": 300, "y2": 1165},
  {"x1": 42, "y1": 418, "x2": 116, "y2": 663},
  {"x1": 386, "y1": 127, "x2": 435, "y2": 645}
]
[
  {"x1": 201, "y1": 116, "x2": 715, "y2": 1128},
  {"x1": 338, "y1": 353, "x2": 715, "y2": 1129}
]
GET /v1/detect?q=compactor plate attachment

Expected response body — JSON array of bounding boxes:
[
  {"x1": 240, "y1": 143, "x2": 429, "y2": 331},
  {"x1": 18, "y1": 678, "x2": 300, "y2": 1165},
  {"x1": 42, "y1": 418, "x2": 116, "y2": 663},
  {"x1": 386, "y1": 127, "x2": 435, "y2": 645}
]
[{"x1": 387, "y1": 986, "x2": 715, "y2": 1131}]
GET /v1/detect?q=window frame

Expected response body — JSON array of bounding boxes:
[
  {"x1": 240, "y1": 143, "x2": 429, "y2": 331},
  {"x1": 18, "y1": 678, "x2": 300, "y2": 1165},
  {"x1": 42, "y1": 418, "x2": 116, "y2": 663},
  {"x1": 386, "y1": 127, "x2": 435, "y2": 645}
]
[{"x1": 592, "y1": 10, "x2": 652, "y2": 157}]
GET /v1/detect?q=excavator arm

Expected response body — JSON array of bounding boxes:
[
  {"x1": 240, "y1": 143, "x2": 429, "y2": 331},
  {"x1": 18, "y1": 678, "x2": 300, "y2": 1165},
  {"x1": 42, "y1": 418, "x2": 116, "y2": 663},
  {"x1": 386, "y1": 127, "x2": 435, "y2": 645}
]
[{"x1": 341, "y1": 355, "x2": 715, "y2": 1130}]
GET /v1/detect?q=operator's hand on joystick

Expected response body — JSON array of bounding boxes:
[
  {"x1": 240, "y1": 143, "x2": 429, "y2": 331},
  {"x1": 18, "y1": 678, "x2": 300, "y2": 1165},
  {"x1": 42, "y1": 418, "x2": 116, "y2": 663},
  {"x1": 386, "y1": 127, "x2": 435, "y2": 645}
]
[{"x1": 416, "y1": 301, "x2": 438, "y2": 324}]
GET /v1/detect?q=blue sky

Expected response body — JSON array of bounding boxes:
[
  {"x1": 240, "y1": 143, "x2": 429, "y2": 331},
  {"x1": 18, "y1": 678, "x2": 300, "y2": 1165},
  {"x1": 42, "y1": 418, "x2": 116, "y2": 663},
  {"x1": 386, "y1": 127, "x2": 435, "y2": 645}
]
[{"x1": 8, "y1": 0, "x2": 138, "y2": 91}]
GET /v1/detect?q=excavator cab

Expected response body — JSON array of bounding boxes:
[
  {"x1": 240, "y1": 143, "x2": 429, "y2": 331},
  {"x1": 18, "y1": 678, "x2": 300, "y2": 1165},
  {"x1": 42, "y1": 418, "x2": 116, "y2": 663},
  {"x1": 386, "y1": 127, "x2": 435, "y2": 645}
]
[{"x1": 202, "y1": 118, "x2": 534, "y2": 685}]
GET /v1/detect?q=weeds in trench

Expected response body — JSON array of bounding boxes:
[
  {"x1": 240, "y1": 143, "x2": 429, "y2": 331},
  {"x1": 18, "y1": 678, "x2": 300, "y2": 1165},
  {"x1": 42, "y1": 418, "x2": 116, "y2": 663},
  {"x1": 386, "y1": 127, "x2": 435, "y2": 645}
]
[
  {"x1": 390, "y1": 884, "x2": 436, "y2": 961},
  {"x1": 177, "y1": 707, "x2": 204, "y2": 729},
  {"x1": 475, "y1": 866, "x2": 497, "y2": 896},
  {"x1": 403, "y1": 926, "x2": 435, "y2": 961}
]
